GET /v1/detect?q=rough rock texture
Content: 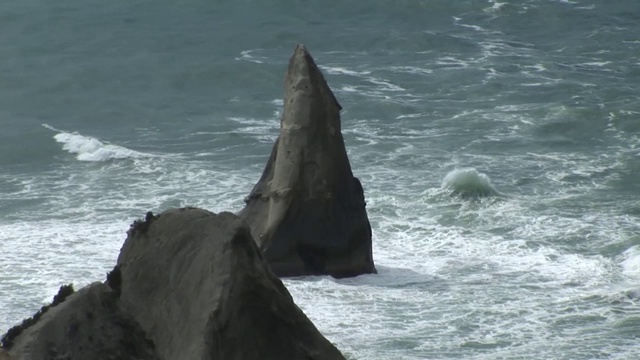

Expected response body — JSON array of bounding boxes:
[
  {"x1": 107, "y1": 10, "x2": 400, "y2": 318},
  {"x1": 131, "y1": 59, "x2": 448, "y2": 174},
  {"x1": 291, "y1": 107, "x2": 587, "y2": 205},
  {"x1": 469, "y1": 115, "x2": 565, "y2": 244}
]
[
  {"x1": 2, "y1": 284, "x2": 75, "y2": 350},
  {"x1": 239, "y1": 44, "x2": 377, "y2": 278},
  {"x1": 116, "y1": 207, "x2": 346, "y2": 360},
  {"x1": 5, "y1": 282, "x2": 159, "y2": 360},
  {"x1": 0, "y1": 349, "x2": 10, "y2": 360}
]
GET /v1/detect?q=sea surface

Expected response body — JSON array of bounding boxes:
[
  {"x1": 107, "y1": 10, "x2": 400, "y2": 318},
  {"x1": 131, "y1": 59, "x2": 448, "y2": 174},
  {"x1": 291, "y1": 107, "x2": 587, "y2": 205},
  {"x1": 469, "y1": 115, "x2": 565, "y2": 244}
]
[{"x1": 1, "y1": 0, "x2": 640, "y2": 358}]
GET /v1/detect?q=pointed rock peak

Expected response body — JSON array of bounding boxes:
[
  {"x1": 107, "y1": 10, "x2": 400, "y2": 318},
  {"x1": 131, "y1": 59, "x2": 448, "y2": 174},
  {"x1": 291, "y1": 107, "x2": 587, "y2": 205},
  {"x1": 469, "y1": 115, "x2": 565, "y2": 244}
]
[
  {"x1": 293, "y1": 43, "x2": 310, "y2": 58},
  {"x1": 239, "y1": 45, "x2": 376, "y2": 278},
  {"x1": 284, "y1": 44, "x2": 342, "y2": 129},
  {"x1": 290, "y1": 44, "x2": 315, "y2": 71}
]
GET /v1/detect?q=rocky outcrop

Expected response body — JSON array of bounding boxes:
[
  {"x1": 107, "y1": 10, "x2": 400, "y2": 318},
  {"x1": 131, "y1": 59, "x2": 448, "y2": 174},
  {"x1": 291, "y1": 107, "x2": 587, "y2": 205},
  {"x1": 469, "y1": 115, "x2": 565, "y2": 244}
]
[
  {"x1": 239, "y1": 44, "x2": 377, "y2": 278},
  {"x1": 2, "y1": 207, "x2": 346, "y2": 360},
  {"x1": 116, "y1": 207, "x2": 346, "y2": 360},
  {"x1": 1, "y1": 284, "x2": 75, "y2": 350},
  {"x1": 2, "y1": 44, "x2": 360, "y2": 359},
  {"x1": 4, "y1": 282, "x2": 159, "y2": 360}
]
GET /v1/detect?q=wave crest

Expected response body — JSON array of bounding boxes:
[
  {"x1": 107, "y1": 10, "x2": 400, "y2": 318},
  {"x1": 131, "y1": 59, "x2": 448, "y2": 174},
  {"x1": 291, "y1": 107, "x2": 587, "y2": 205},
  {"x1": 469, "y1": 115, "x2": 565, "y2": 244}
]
[
  {"x1": 622, "y1": 246, "x2": 640, "y2": 279},
  {"x1": 44, "y1": 124, "x2": 146, "y2": 162},
  {"x1": 442, "y1": 168, "x2": 499, "y2": 198}
]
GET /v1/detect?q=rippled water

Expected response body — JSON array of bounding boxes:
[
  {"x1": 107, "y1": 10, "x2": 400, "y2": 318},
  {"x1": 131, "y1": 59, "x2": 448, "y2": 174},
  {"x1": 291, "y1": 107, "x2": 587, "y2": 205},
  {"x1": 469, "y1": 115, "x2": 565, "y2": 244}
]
[{"x1": 1, "y1": 0, "x2": 640, "y2": 359}]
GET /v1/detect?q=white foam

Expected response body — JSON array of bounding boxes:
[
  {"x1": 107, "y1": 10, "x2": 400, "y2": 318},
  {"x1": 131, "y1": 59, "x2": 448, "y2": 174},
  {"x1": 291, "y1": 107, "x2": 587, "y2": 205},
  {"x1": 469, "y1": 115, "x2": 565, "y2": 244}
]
[
  {"x1": 227, "y1": 116, "x2": 278, "y2": 143},
  {"x1": 365, "y1": 77, "x2": 406, "y2": 92},
  {"x1": 520, "y1": 82, "x2": 549, "y2": 87},
  {"x1": 319, "y1": 66, "x2": 371, "y2": 76},
  {"x1": 340, "y1": 85, "x2": 359, "y2": 92},
  {"x1": 283, "y1": 185, "x2": 625, "y2": 358},
  {"x1": 491, "y1": 2, "x2": 508, "y2": 11},
  {"x1": 526, "y1": 64, "x2": 547, "y2": 72},
  {"x1": 235, "y1": 49, "x2": 266, "y2": 64},
  {"x1": 434, "y1": 56, "x2": 470, "y2": 68},
  {"x1": 454, "y1": 21, "x2": 487, "y2": 33},
  {"x1": 580, "y1": 61, "x2": 611, "y2": 67},
  {"x1": 622, "y1": 246, "x2": 640, "y2": 279},
  {"x1": 0, "y1": 219, "x2": 128, "y2": 331},
  {"x1": 396, "y1": 113, "x2": 424, "y2": 120},
  {"x1": 44, "y1": 124, "x2": 147, "y2": 161},
  {"x1": 386, "y1": 66, "x2": 433, "y2": 75}
]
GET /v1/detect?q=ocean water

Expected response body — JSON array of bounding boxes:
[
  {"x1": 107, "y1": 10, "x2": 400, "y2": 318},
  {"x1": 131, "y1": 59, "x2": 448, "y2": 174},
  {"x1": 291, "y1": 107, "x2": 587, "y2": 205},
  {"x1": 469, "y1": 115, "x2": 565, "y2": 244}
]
[{"x1": 1, "y1": 0, "x2": 640, "y2": 358}]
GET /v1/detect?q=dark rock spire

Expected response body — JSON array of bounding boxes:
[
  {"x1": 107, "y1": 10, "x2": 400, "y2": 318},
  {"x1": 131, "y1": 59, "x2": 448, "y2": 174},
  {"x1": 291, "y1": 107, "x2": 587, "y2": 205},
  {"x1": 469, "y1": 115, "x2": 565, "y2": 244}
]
[{"x1": 239, "y1": 44, "x2": 377, "y2": 278}]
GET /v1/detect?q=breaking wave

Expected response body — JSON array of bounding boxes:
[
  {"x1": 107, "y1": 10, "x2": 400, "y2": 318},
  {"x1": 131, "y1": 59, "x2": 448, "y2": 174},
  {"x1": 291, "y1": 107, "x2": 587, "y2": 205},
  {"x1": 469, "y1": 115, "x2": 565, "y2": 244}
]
[
  {"x1": 43, "y1": 124, "x2": 147, "y2": 161},
  {"x1": 622, "y1": 246, "x2": 640, "y2": 279},
  {"x1": 442, "y1": 168, "x2": 499, "y2": 198}
]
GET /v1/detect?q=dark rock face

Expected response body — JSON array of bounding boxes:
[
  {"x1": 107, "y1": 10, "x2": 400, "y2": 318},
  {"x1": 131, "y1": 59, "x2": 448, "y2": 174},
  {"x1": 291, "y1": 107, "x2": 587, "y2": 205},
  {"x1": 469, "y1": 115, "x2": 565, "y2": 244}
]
[
  {"x1": 116, "y1": 207, "x2": 346, "y2": 360},
  {"x1": 239, "y1": 44, "x2": 377, "y2": 278},
  {"x1": 5, "y1": 283, "x2": 159, "y2": 360},
  {"x1": 2, "y1": 284, "x2": 75, "y2": 349}
]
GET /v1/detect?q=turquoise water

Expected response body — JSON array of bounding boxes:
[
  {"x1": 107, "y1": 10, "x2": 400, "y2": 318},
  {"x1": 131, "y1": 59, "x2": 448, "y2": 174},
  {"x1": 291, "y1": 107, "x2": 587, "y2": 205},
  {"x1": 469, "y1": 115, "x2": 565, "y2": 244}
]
[{"x1": 1, "y1": 1, "x2": 640, "y2": 358}]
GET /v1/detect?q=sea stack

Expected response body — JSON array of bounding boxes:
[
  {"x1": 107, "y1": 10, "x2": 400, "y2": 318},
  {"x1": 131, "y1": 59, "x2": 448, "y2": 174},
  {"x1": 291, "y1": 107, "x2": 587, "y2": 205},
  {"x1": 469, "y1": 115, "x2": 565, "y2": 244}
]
[
  {"x1": 116, "y1": 208, "x2": 346, "y2": 360},
  {"x1": 239, "y1": 44, "x2": 377, "y2": 278}
]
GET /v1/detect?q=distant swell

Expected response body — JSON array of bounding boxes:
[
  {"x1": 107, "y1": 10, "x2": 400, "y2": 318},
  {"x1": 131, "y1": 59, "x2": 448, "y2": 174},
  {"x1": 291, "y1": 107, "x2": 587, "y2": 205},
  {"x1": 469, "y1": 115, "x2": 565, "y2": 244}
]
[
  {"x1": 442, "y1": 168, "x2": 499, "y2": 198},
  {"x1": 43, "y1": 124, "x2": 146, "y2": 162}
]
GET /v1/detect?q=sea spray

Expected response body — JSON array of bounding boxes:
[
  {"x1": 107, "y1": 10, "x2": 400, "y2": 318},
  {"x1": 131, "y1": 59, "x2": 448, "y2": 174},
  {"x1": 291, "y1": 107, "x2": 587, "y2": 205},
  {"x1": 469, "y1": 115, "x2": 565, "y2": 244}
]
[{"x1": 442, "y1": 168, "x2": 499, "y2": 198}]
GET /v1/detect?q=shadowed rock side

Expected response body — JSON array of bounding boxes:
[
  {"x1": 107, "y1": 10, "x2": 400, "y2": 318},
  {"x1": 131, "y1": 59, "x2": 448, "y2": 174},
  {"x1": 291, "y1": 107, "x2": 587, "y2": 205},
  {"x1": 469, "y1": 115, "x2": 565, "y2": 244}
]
[
  {"x1": 116, "y1": 207, "x2": 346, "y2": 360},
  {"x1": 239, "y1": 44, "x2": 377, "y2": 278},
  {"x1": 5, "y1": 283, "x2": 159, "y2": 360}
]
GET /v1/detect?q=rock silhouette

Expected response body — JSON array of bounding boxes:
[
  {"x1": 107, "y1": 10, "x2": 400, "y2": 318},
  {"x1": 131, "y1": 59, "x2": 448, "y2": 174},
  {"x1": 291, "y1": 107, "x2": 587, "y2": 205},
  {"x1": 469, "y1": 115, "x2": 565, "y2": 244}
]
[
  {"x1": 116, "y1": 208, "x2": 346, "y2": 360},
  {"x1": 240, "y1": 44, "x2": 377, "y2": 278}
]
